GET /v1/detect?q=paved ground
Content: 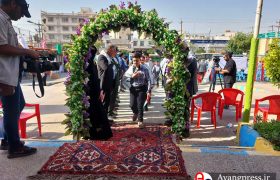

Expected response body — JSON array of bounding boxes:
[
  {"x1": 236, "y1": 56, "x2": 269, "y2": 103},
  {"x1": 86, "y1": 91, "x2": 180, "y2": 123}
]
[{"x1": 0, "y1": 73, "x2": 279, "y2": 179}]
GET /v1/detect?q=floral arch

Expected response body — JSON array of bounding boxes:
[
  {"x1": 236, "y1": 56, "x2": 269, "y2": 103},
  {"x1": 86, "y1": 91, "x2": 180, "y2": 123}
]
[{"x1": 64, "y1": 2, "x2": 191, "y2": 140}]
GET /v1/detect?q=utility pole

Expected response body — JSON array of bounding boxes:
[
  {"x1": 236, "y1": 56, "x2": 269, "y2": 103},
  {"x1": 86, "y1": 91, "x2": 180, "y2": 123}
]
[
  {"x1": 276, "y1": 20, "x2": 280, "y2": 33},
  {"x1": 27, "y1": 20, "x2": 44, "y2": 47},
  {"x1": 268, "y1": 25, "x2": 274, "y2": 32},
  {"x1": 243, "y1": 0, "x2": 263, "y2": 122},
  {"x1": 180, "y1": 19, "x2": 183, "y2": 35},
  {"x1": 29, "y1": 31, "x2": 33, "y2": 46},
  {"x1": 250, "y1": 26, "x2": 254, "y2": 33}
]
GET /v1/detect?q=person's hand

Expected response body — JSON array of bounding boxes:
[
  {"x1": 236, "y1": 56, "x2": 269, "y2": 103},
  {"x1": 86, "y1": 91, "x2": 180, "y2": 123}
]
[
  {"x1": 99, "y1": 90, "x2": 105, "y2": 102},
  {"x1": 25, "y1": 49, "x2": 40, "y2": 59},
  {"x1": 132, "y1": 71, "x2": 141, "y2": 78},
  {"x1": 215, "y1": 67, "x2": 221, "y2": 72}
]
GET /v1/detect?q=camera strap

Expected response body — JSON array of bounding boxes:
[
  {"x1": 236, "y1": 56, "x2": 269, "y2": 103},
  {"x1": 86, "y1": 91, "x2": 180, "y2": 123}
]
[{"x1": 32, "y1": 63, "x2": 45, "y2": 98}]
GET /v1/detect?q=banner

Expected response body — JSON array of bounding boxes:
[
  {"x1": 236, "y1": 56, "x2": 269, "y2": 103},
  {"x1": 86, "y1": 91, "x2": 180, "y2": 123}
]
[{"x1": 201, "y1": 56, "x2": 248, "y2": 84}]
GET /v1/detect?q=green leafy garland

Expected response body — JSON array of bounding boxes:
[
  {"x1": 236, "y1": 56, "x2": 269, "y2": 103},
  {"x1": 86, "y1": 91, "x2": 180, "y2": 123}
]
[{"x1": 64, "y1": 1, "x2": 190, "y2": 139}]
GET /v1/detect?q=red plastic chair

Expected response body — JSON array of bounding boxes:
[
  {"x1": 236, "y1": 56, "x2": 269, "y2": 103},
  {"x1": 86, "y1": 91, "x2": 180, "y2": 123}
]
[
  {"x1": 0, "y1": 102, "x2": 42, "y2": 138},
  {"x1": 254, "y1": 95, "x2": 280, "y2": 122},
  {"x1": 191, "y1": 92, "x2": 221, "y2": 128},
  {"x1": 218, "y1": 88, "x2": 244, "y2": 122}
]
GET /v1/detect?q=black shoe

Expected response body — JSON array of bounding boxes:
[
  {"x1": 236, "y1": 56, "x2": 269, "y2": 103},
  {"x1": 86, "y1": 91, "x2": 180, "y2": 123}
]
[
  {"x1": 7, "y1": 146, "x2": 37, "y2": 159},
  {"x1": 144, "y1": 105, "x2": 148, "y2": 111},
  {"x1": 108, "y1": 119, "x2": 114, "y2": 125},
  {"x1": 108, "y1": 111, "x2": 117, "y2": 117},
  {"x1": 0, "y1": 140, "x2": 25, "y2": 151},
  {"x1": 181, "y1": 129, "x2": 190, "y2": 139},
  {"x1": 132, "y1": 114, "x2": 138, "y2": 121}
]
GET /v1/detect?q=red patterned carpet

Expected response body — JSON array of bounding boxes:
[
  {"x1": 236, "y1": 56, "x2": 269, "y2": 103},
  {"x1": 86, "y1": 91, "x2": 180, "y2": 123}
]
[{"x1": 35, "y1": 125, "x2": 189, "y2": 179}]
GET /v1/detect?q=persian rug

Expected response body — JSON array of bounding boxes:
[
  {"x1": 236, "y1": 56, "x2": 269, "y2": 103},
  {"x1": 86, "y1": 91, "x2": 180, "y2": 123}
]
[{"x1": 29, "y1": 125, "x2": 189, "y2": 180}]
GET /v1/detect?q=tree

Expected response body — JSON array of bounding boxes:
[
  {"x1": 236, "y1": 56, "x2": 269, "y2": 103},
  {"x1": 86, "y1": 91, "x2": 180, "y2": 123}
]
[
  {"x1": 208, "y1": 48, "x2": 216, "y2": 53},
  {"x1": 227, "y1": 32, "x2": 253, "y2": 54},
  {"x1": 263, "y1": 39, "x2": 280, "y2": 88},
  {"x1": 195, "y1": 47, "x2": 206, "y2": 54},
  {"x1": 188, "y1": 42, "x2": 197, "y2": 52},
  {"x1": 95, "y1": 40, "x2": 104, "y2": 50}
]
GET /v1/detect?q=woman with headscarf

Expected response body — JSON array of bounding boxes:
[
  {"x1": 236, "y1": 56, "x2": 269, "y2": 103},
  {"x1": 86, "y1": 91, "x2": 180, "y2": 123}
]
[{"x1": 86, "y1": 46, "x2": 112, "y2": 140}]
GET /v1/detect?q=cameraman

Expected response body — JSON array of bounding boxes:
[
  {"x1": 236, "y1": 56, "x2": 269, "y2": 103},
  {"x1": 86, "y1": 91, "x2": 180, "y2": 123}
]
[
  {"x1": 215, "y1": 51, "x2": 237, "y2": 88},
  {"x1": 0, "y1": 0, "x2": 40, "y2": 159}
]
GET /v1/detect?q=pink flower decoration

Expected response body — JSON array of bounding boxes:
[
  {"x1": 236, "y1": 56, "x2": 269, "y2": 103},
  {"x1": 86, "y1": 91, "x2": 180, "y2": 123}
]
[{"x1": 119, "y1": 1, "x2": 125, "y2": 9}]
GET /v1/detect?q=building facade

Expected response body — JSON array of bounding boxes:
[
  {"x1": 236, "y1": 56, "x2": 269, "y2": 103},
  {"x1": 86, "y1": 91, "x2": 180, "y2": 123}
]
[
  {"x1": 186, "y1": 30, "x2": 237, "y2": 53},
  {"x1": 41, "y1": 8, "x2": 97, "y2": 48},
  {"x1": 104, "y1": 28, "x2": 155, "y2": 51}
]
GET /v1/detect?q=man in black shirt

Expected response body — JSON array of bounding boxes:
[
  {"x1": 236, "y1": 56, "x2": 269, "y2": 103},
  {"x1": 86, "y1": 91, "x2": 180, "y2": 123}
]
[{"x1": 216, "y1": 51, "x2": 237, "y2": 88}]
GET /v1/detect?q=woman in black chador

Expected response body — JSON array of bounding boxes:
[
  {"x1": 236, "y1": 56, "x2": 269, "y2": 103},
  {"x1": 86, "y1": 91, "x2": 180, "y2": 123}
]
[{"x1": 86, "y1": 46, "x2": 113, "y2": 140}]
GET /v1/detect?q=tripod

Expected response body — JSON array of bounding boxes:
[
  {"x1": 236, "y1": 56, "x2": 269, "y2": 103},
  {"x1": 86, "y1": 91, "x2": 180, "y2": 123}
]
[{"x1": 209, "y1": 64, "x2": 223, "y2": 92}]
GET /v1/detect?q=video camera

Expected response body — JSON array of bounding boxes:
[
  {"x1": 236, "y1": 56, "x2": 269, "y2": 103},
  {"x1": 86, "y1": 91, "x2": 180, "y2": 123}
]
[
  {"x1": 23, "y1": 57, "x2": 59, "y2": 73},
  {"x1": 21, "y1": 50, "x2": 60, "y2": 98},
  {"x1": 212, "y1": 56, "x2": 220, "y2": 68},
  {"x1": 23, "y1": 50, "x2": 60, "y2": 73}
]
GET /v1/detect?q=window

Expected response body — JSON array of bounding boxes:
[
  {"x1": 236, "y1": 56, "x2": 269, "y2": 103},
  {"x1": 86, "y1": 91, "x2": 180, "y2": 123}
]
[
  {"x1": 49, "y1": 34, "x2": 55, "y2": 40},
  {"x1": 133, "y1": 41, "x2": 137, "y2": 46},
  {"x1": 48, "y1": 26, "x2": 54, "y2": 31},
  {"x1": 63, "y1": 35, "x2": 71, "y2": 40},
  {"x1": 72, "y1": 18, "x2": 78, "y2": 23},
  {"x1": 72, "y1": 26, "x2": 77, "y2": 31},
  {"x1": 148, "y1": 41, "x2": 153, "y2": 45},
  {"x1": 128, "y1": 34, "x2": 133, "y2": 41},
  {"x1": 62, "y1": 17, "x2": 68, "y2": 23},
  {"x1": 140, "y1": 41, "x2": 144, "y2": 46},
  {"x1": 62, "y1": 26, "x2": 69, "y2": 31},
  {"x1": 79, "y1": 18, "x2": 84, "y2": 23},
  {"x1": 48, "y1": 17, "x2": 54, "y2": 22}
]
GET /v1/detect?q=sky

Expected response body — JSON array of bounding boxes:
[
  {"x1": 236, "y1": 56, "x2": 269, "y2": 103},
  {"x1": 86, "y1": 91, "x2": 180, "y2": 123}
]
[{"x1": 13, "y1": 0, "x2": 280, "y2": 37}]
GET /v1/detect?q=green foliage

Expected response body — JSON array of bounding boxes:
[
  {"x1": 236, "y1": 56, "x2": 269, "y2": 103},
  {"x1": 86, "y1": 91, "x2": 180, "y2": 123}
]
[
  {"x1": 254, "y1": 120, "x2": 280, "y2": 151},
  {"x1": 263, "y1": 39, "x2": 280, "y2": 88},
  {"x1": 195, "y1": 47, "x2": 206, "y2": 54},
  {"x1": 146, "y1": 49, "x2": 155, "y2": 54},
  {"x1": 227, "y1": 32, "x2": 253, "y2": 54},
  {"x1": 95, "y1": 40, "x2": 105, "y2": 50},
  {"x1": 208, "y1": 48, "x2": 216, "y2": 53},
  {"x1": 65, "y1": 2, "x2": 190, "y2": 139}
]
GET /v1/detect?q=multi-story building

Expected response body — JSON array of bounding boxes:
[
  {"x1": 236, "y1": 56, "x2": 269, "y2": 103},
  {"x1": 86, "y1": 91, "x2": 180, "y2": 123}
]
[
  {"x1": 186, "y1": 30, "x2": 237, "y2": 53},
  {"x1": 41, "y1": 8, "x2": 97, "y2": 48},
  {"x1": 104, "y1": 27, "x2": 155, "y2": 51}
]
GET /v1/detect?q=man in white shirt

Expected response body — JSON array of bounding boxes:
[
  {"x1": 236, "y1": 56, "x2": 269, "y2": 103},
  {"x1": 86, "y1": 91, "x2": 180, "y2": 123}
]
[
  {"x1": 0, "y1": 0, "x2": 40, "y2": 159},
  {"x1": 160, "y1": 55, "x2": 172, "y2": 87}
]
